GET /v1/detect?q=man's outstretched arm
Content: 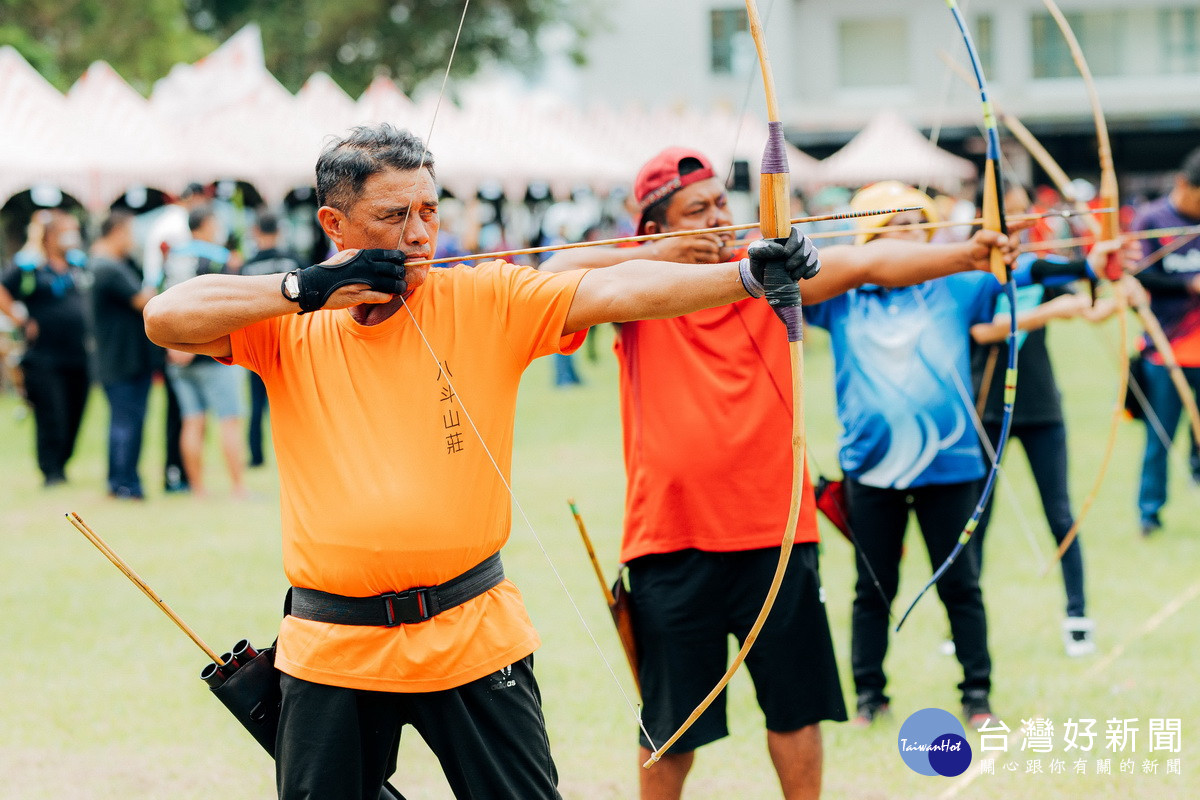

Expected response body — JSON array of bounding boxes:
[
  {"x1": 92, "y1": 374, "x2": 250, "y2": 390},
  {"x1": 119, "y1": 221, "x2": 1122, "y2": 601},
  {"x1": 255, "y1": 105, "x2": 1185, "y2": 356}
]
[
  {"x1": 800, "y1": 229, "x2": 1014, "y2": 304},
  {"x1": 144, "y1": 249, "x2": 408, "y2": 357},
  {"x1": 547, "y1": 229, "x2": 1014, "y2": 308},
  {"x1": 564, "y1": 259, "x2": 747, "y2": 334},
  {"x1": 563, "y1": 231, "x2": 820, "y2": 334},
  {"x1": 145, "y1": 273, "x2": 296, "y2": 358}
]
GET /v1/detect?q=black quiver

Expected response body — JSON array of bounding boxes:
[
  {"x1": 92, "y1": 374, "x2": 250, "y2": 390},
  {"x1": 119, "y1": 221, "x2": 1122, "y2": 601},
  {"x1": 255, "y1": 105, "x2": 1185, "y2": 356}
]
[{"x1": 203, "y1": 640, "x2": 406, "y2": 800}]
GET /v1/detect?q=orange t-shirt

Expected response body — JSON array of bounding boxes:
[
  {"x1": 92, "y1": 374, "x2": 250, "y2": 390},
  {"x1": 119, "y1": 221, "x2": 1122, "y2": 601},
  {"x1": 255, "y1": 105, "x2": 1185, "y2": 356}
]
[
  {"x1": 226, "y1": 261, "x2": 587, "y2": 692},
  {"x1": 615, "y1": 296, "x2": 818, "y2": 563}
]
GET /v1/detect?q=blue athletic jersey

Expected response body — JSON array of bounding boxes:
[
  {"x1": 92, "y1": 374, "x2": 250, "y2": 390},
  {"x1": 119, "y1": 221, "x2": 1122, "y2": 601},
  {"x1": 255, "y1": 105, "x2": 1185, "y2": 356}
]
[{"x1": 805, "y1": 272, "x2": 1000, "y2": 489}]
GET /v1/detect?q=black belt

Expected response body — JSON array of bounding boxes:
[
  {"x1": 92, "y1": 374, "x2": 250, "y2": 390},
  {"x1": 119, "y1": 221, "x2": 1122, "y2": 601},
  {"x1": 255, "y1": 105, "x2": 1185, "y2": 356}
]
[{"x1": 288, "y1": 554, "x2": 504, "y2": 627}]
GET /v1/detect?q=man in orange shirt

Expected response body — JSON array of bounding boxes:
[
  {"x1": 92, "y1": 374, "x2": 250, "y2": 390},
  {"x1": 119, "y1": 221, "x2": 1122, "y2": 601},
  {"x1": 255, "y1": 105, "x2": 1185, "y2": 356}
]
[
  {"x1": 144, "y1": 124, "x2": 821, "y2": 800},
  {"x1": 542, "y1": 148, "x2": 1016, "y2": 800}
]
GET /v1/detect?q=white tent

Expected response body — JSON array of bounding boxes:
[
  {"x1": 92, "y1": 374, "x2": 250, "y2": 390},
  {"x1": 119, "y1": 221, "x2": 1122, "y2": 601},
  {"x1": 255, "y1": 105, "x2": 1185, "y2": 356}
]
[
  {"x1": 0, "y1": 25, "x2": 825, "y2": 212},
  {"x1": 560, "y1": 102, "x2": 822, "y2": 194},
  {"x1": 150, "y1": 23, "x2": 285, "y2": 195},
  {"x1": 64, "y1": 61, "x2": 191, "y2": 210},
  {"x1": 296, "y1": 72, "x2": 358, "y2": 140},
  {"x1": 447, "y1": 82, "x2": 627, "y2": 199},
  {"x1": 813, "y1": 110, "x2": 976, "y2": 193},
  {"x1": 355, "y1": 74, "x2": 421, "y2": 127},
  {"x1": 151, "y1": 23, "x2": 268, "y2": 117},
  {"x1": 0, "y1": 47, "x2": 89, "y2": 206}
]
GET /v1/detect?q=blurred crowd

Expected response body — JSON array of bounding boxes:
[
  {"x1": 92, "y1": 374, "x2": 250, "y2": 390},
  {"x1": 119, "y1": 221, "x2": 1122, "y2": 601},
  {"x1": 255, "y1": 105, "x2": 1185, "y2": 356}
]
[
  {"x1": 0, "y1": 174, "x2": 1148, "y2": 500},
  {"x1": 0, "y1": 190, "x2": 303, "y2": 498}
]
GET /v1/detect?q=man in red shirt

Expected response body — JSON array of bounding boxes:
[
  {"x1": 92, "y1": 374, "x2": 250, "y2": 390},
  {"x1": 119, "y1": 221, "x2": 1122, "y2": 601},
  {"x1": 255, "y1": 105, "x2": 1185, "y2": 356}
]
[{"x1": 543, "y1": 148, "x2": 1015, "y2": 800}]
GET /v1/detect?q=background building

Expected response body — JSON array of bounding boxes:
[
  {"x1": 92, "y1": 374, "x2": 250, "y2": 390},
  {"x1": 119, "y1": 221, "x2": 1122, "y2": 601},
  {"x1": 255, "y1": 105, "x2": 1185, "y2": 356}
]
[{"x1": 566, "y1": 0, "x2": 1200, "y2": 197}]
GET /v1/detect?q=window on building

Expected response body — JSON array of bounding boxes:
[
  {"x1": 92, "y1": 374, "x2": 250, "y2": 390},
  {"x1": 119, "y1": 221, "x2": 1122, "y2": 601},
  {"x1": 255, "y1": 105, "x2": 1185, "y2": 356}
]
[
  {"x1": 1031, "y1": 10, "x2": 1122, "y2": 77},
  {"x1": 973, "y1": 14, "x2": 995, "y2": 78},
  {"x1": 839, "y1": 18, "x2": 910, "y2": 87},
  {"x1": 1032, "y1": 7, "x2": 1200, "y2": 78},
  {"x1": 1160, "y1": 7, "x2": 1200, "y2": 74},
  {"x1": 711, "y1": 8, "x2": 749, "y2": 75}
]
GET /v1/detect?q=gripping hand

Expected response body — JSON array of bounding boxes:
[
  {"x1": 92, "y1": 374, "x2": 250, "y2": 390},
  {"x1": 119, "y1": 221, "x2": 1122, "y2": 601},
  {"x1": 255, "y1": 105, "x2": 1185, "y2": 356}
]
[
  {"x1": 284, "y1": 249, "x2": 408, "y2": 313},
  {"x1": 739, "y1": 227, "x2": 821, "y2": 299}
]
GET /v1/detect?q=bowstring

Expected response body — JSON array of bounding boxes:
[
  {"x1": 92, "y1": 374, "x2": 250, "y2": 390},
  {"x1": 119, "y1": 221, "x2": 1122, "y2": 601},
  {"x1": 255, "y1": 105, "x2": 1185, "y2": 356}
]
[
  {"x1": 718, "y1": 0, "x2": 904, "y2": 617},
  {"x1": 914, "y1": 290, "x2": 1049, "y2": 571},
  {"x1": 395, "y1": 0, "x2": 655, "y2": 747},
  {"x1": 910, "y1": 9, "x2": 1050, "y2": 569},
  {"x1": 918, "y1": 41, "x2": 960, "y2": 199},
  {"x1": 895, "y1": 0, "x2": 1017, "y2": 630},
  {"x1": 949, "y1": 72, "x2": 1185, "y2": 477},
  {"x1": 398, "y1": 302, "x2": 656, "y2": 747},
  {"x1": 720, "y1": 0, "x2": 779, "y2": 189}
]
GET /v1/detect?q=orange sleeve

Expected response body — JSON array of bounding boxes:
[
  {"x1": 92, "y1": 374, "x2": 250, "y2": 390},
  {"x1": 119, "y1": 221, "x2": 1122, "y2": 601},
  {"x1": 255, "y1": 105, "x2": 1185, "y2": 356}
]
[
  {"x1": 480, "y1": 261, "x2": 588, "y2": 362},
  {"x1": 223, "y1": 316, "x2": 283, "y2": 377}
]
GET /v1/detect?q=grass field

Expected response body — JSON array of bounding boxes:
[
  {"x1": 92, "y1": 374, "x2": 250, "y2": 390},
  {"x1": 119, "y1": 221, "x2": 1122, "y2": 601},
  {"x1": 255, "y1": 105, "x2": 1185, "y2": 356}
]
[{"x1": 1, "y1": 319, "x2": 1197, "y2": 799}]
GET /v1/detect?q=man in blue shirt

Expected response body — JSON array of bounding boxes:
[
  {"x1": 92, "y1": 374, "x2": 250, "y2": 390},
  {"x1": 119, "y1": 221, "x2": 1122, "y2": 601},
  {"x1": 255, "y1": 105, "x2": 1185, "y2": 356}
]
[{"x1": 806, "y1": 181, "x2": 1090, "y2": 729}]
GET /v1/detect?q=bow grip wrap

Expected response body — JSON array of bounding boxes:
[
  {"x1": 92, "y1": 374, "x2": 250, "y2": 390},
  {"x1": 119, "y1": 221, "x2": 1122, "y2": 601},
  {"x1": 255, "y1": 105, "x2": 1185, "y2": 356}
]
[
  {"x1": 764, "y1": 259, "x2": 803, "y2": 342},
  {"x1": 294, "y1": 248, "x2": 408, "y2": 313},
  {"x1": 746, "y1": 234, "x2": 807, "y2": 343}
]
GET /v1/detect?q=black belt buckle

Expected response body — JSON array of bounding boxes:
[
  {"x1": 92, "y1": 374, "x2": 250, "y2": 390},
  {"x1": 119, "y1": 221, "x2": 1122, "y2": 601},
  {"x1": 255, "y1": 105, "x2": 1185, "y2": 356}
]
[{"x1": 382, "y1": 587, "x2": 432, "y2": 627}]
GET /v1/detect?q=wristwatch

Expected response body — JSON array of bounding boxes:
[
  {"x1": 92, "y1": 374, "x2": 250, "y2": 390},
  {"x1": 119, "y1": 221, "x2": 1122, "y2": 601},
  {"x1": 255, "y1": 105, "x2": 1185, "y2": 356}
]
[{"x1": 281, "y1": 271, "x2": 301, "y2": 303}]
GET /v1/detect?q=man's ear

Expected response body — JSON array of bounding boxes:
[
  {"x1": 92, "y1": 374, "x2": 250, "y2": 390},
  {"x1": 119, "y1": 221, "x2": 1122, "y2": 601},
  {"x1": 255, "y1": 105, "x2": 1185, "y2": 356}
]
[
  {"x1": 316, "y1": 206, "x2": 347, "y2": 251},
  {"x1": 642, "y1": 219, "x2": 661, "y2": 236}
]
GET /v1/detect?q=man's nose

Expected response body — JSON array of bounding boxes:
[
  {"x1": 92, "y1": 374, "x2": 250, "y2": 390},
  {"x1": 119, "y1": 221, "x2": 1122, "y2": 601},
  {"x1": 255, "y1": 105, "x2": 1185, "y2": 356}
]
[
  {"x1": 710, "y1": 207, "x2": 733, "y2": 228},
  {"x1": 403, "y1": 217, "x2": 430, "y2": 247}
]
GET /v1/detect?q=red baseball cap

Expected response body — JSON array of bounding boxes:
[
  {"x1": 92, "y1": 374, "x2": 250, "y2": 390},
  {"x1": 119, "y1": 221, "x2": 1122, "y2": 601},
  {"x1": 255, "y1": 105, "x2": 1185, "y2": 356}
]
[{"x1": 633, "y1": 147, "x2": 716, "y2": 233}]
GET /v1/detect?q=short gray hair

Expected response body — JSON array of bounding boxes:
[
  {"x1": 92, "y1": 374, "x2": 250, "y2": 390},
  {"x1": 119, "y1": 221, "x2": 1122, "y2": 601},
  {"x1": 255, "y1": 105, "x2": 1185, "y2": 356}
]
[{"x1": 316, "y1": 124, "x2": 436, "y2": 211}]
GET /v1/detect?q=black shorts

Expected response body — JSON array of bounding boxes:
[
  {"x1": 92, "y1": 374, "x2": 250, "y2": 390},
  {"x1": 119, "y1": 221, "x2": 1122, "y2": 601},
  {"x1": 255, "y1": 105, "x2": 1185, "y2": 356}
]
[
  {"x1": 628, "y1": 544, "x2": 847, "y2": 752},
  {"x1": 276, "y1": 655, "x2": 560, "y2": 800}
]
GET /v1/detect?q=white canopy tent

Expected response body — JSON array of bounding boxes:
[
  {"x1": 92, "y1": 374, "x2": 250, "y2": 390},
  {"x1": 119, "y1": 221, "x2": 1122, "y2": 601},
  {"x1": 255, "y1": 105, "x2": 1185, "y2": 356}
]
[
  {"x1": 0, "y1": 25, "x2": 826, "y2": 212},
  {"x1": 0, "y1": 47, "x2": 90, "y2": 207},
  {"x1": 296, "y1": 72, "x2": 358, "y2": 141},
  {"x1": 64, "y1": 61, "x2": 191, "y2": 211},
  {"x1": 564, "y1": 102, "x2": 822, "y2": 193},
  {"x1": 812, "y1": 110, "x2": 977, "y2": 194},
  {"x1": 150, "y1": 24, "x2": 298, "y2": 201}
]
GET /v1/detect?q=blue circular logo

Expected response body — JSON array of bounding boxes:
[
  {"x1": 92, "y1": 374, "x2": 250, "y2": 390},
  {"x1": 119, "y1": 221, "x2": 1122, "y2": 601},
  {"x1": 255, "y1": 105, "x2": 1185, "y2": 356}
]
[{"x1": 898, "y1": 708, "x2": 972, "y2": 777}]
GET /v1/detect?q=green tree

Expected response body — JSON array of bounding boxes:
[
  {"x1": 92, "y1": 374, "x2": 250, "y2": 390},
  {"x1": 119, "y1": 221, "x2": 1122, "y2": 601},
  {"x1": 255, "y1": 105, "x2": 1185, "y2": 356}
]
[
  {"x1": 0, "y1": 0, "x2": 215, "y2": 93},
  {"x1": 187, "y1": 0, "x2": 594, "y2": 95}
]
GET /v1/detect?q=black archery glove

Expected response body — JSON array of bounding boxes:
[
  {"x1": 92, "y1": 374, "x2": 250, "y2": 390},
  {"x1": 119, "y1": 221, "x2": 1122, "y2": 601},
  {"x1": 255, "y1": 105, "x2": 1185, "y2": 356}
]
[
  {"x1": 1027, "y1": 257, "x2": 1096, "y2": 286},
  {"x1": 739, "y1": 227, "x2": 821, "y2": 299},
  {"x1": 284, "y1": 249, "x2": 408, "y2": 313}
]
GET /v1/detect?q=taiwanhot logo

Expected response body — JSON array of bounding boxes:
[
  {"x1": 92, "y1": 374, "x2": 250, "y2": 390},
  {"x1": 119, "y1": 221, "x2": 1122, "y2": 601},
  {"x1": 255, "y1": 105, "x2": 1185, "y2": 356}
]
[{"x1": 897, "y1": 708, "x2": 972, "y2": 777}]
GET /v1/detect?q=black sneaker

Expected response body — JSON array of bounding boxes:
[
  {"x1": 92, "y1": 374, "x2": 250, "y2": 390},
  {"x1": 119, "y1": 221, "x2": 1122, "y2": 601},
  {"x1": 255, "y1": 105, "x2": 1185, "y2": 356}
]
[
  {"x1": 1139, "y1": 517, "x2": 1162, "y2": 538},
  {"x1": 851, "y1": 694, "x2": 891, "y2": 727},
  {"x1": 962, "y1": 691, "x2": 993, "y2": 730}
]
